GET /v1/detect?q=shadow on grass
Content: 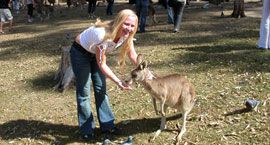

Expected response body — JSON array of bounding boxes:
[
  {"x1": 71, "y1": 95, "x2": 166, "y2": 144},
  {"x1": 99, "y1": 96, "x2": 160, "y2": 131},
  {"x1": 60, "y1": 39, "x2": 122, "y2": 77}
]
[
  {"x1": 149, "y1": 43, "x2": 270, "y2": 73},
  {"x1": 0, "y1": 114, "x2": 183, "y2": 144},
  {"x1": 28, "y1": 71, "x2": 57, "y2": 91},
  {"x1": 224, "y1": 107, "x2": 251, "y2": 116},
  {"x1": 29, "y1": 70, "x2": 76, "y2": 92}
]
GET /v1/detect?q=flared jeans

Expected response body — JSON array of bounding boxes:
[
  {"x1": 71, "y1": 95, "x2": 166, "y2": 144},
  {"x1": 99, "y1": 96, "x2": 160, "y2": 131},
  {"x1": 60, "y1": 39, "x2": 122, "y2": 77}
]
[{"x1": 70, "y1": 42, "x2": 115, "y2": 135}]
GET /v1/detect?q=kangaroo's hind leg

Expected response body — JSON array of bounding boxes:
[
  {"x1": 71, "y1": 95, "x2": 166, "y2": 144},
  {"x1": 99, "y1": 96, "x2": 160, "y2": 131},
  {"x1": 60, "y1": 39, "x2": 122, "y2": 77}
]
[{"x1": 152, "y1": 97, "x2": 159, "y2": 115}]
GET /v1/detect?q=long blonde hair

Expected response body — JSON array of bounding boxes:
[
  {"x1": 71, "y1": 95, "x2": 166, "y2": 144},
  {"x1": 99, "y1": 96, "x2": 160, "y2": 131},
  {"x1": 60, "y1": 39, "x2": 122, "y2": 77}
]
[{"x1": 95, "y1": 9, "x2": 138, "y2": 65}]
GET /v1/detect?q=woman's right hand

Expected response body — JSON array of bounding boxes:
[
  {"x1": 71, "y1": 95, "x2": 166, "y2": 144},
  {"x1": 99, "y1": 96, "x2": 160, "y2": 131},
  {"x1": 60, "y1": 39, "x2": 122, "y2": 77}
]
[{"x1": 117, "y1": 80, "x2": 132, "y2": 90}]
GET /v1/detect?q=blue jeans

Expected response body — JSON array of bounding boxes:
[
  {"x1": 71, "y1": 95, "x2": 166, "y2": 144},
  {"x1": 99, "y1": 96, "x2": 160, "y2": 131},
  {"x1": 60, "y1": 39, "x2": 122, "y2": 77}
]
[
  {"x1": 70, "y1": 42, "x2": 115, "y2": 135},
  {"x1": 136, "y1": 0, "x2": 149, "y2": 32},
  {"x1": 12, "y1": 0, "x2": 20, "y2": 12}
]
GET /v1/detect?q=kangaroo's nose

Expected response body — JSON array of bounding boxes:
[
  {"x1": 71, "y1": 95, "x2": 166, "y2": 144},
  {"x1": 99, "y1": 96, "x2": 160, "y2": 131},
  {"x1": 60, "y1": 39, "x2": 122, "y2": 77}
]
[{"x1": 131, "y1": 72, "x2": 137, "y2": 78}]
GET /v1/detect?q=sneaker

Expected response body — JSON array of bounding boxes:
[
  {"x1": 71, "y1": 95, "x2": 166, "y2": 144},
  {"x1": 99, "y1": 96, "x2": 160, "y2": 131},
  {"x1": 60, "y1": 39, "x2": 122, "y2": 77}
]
[
  {"x1": 173, "y1": 29, "x2": 179, "y2": 33},
  {"x1": 257, "y1": 46, "x2": 268, "y2": 50},
  {"x1": 88, "y1": 14, "x2": 96, "y2": 19},
  {"x1": 28, "y1": 19, "x2": 33, "y2": 23},
  {"x1": 102, "y1": 127, "x2": 122, "y2": 136},
  {"x1": 258, "y1": 47, "x2": 268, "y2": 51},
  {"x1": 81, "y1": 133, "x2": 94, "y2": 141}
]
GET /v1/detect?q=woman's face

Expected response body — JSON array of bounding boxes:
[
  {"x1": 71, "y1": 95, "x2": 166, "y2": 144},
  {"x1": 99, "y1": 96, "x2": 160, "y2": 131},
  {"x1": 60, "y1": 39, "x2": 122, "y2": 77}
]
[{"x1": 120, "y1": 15, "x2": 137, "y2": 38}]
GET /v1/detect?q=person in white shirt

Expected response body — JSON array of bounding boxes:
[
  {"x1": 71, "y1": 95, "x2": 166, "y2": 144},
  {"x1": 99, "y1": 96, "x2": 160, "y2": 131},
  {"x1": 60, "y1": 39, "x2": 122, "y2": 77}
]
[
  {"x1": 70, "y1": 9, "x2": 138, "y2": 140},
  {"x1": 258, "y1": 0, "x2": 270, "y2": 50}
]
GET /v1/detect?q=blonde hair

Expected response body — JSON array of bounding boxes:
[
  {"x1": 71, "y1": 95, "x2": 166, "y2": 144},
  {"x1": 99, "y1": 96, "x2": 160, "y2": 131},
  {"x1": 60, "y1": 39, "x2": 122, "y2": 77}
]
[{"x1": 94, "y1": 9, "x2": 138, "y2": 65}]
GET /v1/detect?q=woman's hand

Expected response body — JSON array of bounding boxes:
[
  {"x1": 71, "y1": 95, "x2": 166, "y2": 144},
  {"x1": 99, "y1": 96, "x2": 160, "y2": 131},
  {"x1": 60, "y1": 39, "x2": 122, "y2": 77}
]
[{"x1": 117, "y1": 80, "x2": 132, "y2": 90}]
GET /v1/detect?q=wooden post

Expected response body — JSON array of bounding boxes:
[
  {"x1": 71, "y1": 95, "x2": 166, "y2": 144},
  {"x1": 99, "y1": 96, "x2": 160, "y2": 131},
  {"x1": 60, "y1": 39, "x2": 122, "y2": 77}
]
[{"x1": 54, "y1": 46, "x2": 75, "y2": 92}]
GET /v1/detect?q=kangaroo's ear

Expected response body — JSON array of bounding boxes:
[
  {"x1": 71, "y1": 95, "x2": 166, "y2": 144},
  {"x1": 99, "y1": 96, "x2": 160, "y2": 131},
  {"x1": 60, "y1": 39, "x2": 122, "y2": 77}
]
[
  {"x1": 137, "y1": 54, "x2": 143, "y2": 65},
  {"x1": 141, "y1": 61, "x2": 148, "y2": 69}
]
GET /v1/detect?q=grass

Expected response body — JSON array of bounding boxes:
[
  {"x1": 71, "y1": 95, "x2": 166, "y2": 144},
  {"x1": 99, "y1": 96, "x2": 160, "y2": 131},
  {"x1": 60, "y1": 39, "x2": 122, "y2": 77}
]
[{"x1": 0, "y1": 1, "x2": 269, "y2": 145}]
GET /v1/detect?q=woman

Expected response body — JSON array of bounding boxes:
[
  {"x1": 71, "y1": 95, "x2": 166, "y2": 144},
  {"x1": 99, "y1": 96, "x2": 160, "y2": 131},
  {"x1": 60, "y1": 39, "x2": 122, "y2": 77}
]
[
  {"x1": 258, "y1": 0, "x2": 270, "y2": 50},
  {"x1": 70, "y1": 9, "x2": 138, "y2": 139}
]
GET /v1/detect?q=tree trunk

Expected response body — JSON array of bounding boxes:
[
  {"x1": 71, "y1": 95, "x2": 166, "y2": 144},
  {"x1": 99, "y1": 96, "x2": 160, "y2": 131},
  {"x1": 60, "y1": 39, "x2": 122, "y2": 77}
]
[
  {"x1": 54, "y1": 46, "x2": 75, "y2": 92},
  {"x1": 231, "y1": 0, "x2": 246, "y2": 18}
]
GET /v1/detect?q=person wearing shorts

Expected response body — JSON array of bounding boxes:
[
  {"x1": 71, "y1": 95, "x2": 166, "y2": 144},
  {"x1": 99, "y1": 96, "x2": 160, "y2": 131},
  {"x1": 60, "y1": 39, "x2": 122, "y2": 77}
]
[{"x1": 0, "y1": 0, "x2": 13, "y2": 33}]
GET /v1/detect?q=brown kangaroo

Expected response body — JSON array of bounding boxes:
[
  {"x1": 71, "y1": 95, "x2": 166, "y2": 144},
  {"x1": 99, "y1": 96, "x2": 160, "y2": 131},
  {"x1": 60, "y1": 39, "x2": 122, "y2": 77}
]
[{"x1": 128, "y1": 54, "x2": 196, "y2": 144}]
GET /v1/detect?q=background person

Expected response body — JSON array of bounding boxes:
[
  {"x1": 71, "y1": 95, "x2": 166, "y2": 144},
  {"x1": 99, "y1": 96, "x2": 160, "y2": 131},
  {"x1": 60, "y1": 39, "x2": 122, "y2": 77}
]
[
  {"x1": 168, "y1": 0, "x2": 186, "y2": 33},
  {"x1": 106, "y1": 0, "x2": 114, "y2": 15},
  {"x1": 12, "y1": 0, "x2": 20, "y2": 14},
  {"x1": 87, "y1": 0, "x2": 97, "y2": 19},
  {"x1": 0, "y1": 0, "x2": 13, "y2": 33},
  {"x1": 258, "y1": 0, "x2": 270, "y2": 50},
  {"x1": 135, "y1": 0, "x2": 149, "y2": 33},
  {"x1": 25, "y1": 0, "x2": 34, "y2": 23},
  {"x1": 69, "y1": 9, "x2": 139, "y2": 140}
]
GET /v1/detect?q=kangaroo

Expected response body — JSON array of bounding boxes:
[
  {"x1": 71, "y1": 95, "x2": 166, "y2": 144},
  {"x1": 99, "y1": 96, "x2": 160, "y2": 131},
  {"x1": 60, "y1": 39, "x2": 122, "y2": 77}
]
[{"x1": 128, "y1": 54, "x2": 196, "y2": 144}]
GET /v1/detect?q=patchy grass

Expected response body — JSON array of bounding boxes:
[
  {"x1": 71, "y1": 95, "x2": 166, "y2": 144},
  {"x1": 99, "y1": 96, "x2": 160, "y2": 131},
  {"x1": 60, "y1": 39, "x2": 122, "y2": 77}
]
[{"x1": 0, "y1": 1, "x2": 269, "y2": 145}]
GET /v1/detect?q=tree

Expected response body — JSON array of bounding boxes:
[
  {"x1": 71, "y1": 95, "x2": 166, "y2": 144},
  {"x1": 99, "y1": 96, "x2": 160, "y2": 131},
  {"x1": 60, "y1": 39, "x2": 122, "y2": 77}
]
[{"x1": 231, "y1": 0, "x2": 246, "y2": 18}]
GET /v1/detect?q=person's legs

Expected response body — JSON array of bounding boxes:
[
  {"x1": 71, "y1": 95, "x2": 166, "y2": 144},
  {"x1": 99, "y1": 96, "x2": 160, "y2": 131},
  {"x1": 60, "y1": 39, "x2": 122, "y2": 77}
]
[
  {"x1": 166, "y1": 0, "x2": 174, "y2": 24},
  {"x1": 88, "y1": 0, "x2": 97, "y2": 18},
  {"x1": 266, "y1": 14, "x2": 270, "y2": 49},
  {"x1": 14, "y1": 0, "x2": 20, "y2": 14},
  {"x1": 88, "y1": 0, "x2": 92, "y2": 15},
  {"x1": 172, "y1": 4, "x2": 178, "y2": 28},
  {"x1": 135, "y1": 0, "x2": 142, "y2": 32},
  {"x1": 67, "y1": 0, "x2": 71, "y2": 7},
  {"x1": 0, "y1": 21, "x2": 3, "y2": 33},
  {"x1": 2, "y1": 9, "x2": 13, "y2": 32},
  {"x1": 9, "y1": 19, "x2": 13, "y2": 32},
  {"x1": 91, "y1": 0, "x2": 97, "y2": 15},
  {"x1": 27, "y1": 4, "x2": 33, "y2": 22},
  {"x1": 70, "y1": 44, "x2": 95, "y2": 136},
  {"x1": 258, "y1": 0, "x2": 270, "y2": 49},
  {"x1": 90, "y1": 57, "x2": 115, "y2": 132},
  {"x1": 135, "y1": 0, "x2": 141, "y2": 22},
  {"x1": 173, "y1": 2, "x2": 185, "y2": 32},
  {"x1": 0, "y1": 9, "x2": 4, "y2": 33},
  {"x1": 106, "y1": 0, "x2": 114, "y2": 15},
  {"x1": 167, "y1": 6, "x2": 174, "y2": 24},
  {"x1": 138, "y1": 0, "x2": 148, "y2": 32}
]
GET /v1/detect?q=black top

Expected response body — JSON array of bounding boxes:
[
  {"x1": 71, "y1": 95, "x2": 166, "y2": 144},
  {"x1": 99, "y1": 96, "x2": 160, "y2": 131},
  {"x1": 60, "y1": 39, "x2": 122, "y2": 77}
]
[{"x1": 0, "y1": 0, "x2": 10, "y2": 9}]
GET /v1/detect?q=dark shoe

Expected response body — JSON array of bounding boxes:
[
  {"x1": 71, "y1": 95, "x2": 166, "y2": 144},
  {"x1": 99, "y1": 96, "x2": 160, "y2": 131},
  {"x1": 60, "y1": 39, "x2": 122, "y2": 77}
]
[
  {"x1": 81, "y1": 133, "x2": 94, "y2": 141},
  {"x1": 102, "y1": 127, "x2": 122, "y2": 136},
  {"x1": 257, "y1": 47, "x2": 268, "y2": 50},
  {"x1": 173, "y1": 29, "x2": 179, "y2": 33}
]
